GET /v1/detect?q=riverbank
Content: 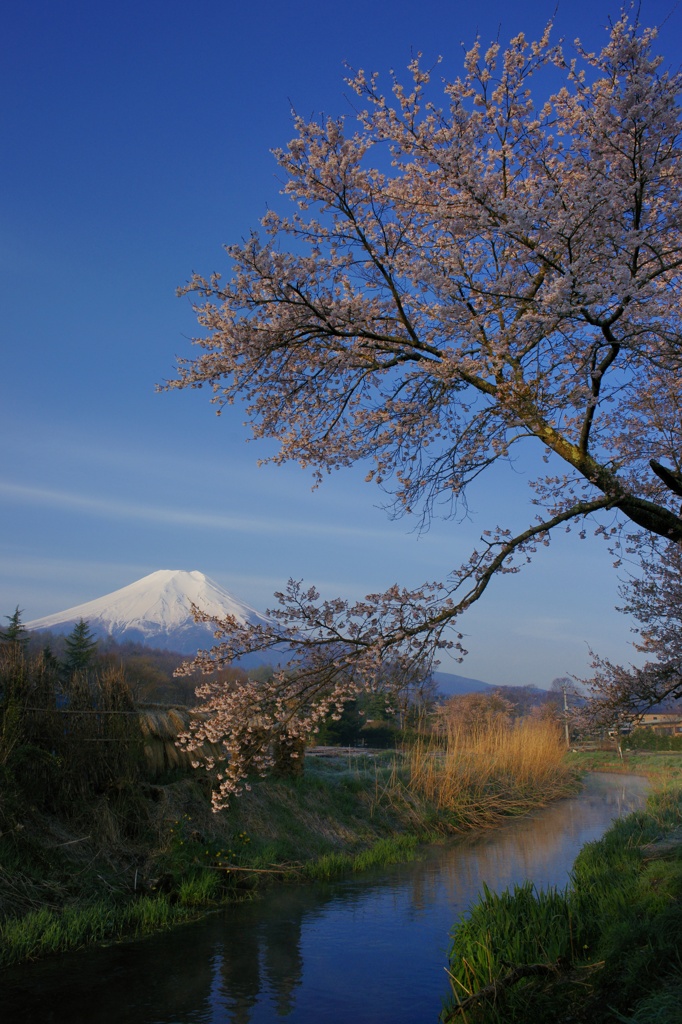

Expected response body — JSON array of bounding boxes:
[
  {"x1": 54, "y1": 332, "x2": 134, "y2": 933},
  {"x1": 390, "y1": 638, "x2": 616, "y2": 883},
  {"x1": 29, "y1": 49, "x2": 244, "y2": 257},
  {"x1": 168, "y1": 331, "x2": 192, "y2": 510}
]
[
  {"x1": 444, "y1": 751, "x2": 682, "y2": 1024},
  {"x1": 0, "y1": 722, "x2": 577, "y2": 968},
  {"x1": 571, "y1": 747, "x2": 682, "y2": 784}
]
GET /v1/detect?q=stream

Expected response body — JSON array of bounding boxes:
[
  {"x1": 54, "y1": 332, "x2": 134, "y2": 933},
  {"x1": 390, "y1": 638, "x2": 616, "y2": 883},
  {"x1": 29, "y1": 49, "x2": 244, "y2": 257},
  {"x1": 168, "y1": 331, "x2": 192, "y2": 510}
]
[{"x1": 3, "y1": 772, "x2": 649, "y2": 1024}]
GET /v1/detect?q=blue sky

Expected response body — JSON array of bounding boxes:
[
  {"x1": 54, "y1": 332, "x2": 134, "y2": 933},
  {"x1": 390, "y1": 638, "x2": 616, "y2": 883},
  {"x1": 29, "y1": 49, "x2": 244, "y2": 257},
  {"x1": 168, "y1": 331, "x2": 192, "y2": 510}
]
[{"x1": 2, "y1": 0, "x2": 680, "y2": 687}]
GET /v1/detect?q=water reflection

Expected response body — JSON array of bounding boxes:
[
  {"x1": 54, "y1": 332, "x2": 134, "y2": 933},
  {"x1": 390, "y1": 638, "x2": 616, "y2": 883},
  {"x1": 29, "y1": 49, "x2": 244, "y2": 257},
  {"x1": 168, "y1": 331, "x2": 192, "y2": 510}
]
[{"x1": 3, "y1": 773, "x2": 648, "y2": 1024}]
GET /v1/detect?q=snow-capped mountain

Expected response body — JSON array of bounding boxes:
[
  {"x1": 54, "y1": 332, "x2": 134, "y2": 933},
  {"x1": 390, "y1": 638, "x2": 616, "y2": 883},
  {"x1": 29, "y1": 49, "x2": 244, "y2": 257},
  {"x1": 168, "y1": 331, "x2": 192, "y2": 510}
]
[{"x1": 25, "y1": 569, "x2": 272, "y2": 654}]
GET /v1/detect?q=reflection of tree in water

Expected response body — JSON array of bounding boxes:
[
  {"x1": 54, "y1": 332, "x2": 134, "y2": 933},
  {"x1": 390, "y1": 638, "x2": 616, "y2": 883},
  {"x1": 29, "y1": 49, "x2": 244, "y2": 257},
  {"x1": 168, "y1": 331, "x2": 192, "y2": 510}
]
[
  {"x1": 260, "y1": 889, "x2": 307, "y2": 1015},
  {"x1": 215, "y1": 921, "x2": 262, "y2": 1024},
  {"x1": 209, "y1": 774, "x2": 650, "y2": 1023},
  {"x1": 211, "y1": 885, "x2": 312, "y2": 1021}
]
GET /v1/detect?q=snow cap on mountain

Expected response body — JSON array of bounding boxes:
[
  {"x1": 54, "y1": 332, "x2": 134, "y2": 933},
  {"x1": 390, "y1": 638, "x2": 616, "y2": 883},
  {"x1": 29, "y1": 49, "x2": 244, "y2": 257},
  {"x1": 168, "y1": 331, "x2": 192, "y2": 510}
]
[{"x1": 25, "y1": 569, "x2": 270, "y2": 654}]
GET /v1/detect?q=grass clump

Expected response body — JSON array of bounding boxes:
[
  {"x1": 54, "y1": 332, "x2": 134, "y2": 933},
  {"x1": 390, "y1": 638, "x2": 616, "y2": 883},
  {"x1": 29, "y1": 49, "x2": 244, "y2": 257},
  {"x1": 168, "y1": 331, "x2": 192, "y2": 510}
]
[
  {"x1": 303, "y1": 835, "x2": 420, "y2": 881},
  {"x1": 404, "y1": 719, "x2": 577, "y2": 831},
  {"x1": 443, "y1": 785, "x2": 682, "y2": 1024},
  {"x1": 0, "y1": 895, "x2": 203, "y2": 966}
]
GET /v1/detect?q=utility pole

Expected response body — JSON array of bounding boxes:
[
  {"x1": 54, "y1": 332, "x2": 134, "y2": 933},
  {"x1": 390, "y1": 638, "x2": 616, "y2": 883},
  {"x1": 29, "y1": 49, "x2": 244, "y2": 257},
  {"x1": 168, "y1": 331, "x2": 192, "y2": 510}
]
[{"x1": 562, "y1": 684, "x2": 570, "y2": 750}]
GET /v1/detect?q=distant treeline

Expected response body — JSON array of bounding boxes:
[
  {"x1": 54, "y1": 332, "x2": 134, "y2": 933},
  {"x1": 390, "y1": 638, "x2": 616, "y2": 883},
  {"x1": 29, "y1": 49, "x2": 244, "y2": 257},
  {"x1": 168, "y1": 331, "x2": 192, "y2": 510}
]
[{"x1": 25, "y1": 628, "x2": 273, "y2": 707}]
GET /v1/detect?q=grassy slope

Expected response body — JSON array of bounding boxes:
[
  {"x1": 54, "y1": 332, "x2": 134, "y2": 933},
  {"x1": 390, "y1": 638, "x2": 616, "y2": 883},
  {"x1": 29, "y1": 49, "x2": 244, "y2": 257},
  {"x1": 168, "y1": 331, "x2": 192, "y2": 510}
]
[
  {"x1": 0, "y1": 728, "x2": 577, "y2": 968},
  {"x1": 0, "y1": 757, "x2": 427, "y2": 966}
]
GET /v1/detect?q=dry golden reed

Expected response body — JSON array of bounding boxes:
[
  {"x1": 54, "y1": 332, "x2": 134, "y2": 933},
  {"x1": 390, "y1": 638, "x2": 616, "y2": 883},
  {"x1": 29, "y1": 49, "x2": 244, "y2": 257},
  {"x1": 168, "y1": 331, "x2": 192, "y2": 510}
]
[{"x1": 404, "y1": 719, "x2": 575, "y2": 829}]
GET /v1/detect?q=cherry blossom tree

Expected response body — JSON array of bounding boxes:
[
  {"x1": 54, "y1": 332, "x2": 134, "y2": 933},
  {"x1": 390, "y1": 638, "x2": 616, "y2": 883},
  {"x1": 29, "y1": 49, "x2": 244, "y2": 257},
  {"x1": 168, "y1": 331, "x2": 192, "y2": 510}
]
[
  {"x1": 167, "y1": 14, "x2": 682, "y2": 806},
  {"x1": 584, "y1": 536, "x2": 682, "y2": 728},
  {"x1": 434, "y1": 690, "x2": 517, "y2": 735}
]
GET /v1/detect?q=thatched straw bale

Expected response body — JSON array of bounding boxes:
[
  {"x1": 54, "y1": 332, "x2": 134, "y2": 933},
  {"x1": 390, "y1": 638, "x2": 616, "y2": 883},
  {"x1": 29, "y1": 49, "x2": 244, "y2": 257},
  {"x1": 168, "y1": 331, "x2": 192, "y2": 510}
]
[{"x1": 137, "y1": 705, "x2": 221, "y2": 777}]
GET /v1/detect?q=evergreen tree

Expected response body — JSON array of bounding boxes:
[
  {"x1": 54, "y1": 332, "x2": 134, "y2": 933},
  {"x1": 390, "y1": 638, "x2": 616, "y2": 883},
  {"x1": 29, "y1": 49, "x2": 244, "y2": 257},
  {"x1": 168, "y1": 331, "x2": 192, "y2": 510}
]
[
  {"x1": 0, "y1": 607, "x2": 29, "y2": 653},
  {"x1": 41, "y1": 643, "x2": 60, "y2": 672},
  {"x1": 63, "y1": 619, "x2": 98, "y2": 675}
]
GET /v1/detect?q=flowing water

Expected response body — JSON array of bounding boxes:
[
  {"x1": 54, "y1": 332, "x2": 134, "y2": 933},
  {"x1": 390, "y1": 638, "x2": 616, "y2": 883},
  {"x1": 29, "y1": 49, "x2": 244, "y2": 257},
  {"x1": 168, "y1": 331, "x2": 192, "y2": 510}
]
[{"x1": 3, "y1": 772, "x2": 649, "y2": 1024}]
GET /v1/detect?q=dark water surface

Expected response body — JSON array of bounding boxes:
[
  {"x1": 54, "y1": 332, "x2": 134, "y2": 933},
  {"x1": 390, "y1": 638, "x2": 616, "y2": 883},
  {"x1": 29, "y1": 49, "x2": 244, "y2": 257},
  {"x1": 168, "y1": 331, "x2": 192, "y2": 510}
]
[{"x1": 3, "y1": 772, "x2": 649, "y2": 1024}]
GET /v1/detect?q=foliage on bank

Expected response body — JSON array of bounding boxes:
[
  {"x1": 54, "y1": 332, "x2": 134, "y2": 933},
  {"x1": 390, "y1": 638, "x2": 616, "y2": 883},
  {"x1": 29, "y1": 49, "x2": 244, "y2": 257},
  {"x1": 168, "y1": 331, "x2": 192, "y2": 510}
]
[
  {"x1": 443, "y1": 784, "x2": 682, "y2": 1024},
  {"x1": 624, "y1": 728, "x2": 682, "y2": 752},
  {"x1": 0, "y1": 644, "x2": 577, "y2": 967}
]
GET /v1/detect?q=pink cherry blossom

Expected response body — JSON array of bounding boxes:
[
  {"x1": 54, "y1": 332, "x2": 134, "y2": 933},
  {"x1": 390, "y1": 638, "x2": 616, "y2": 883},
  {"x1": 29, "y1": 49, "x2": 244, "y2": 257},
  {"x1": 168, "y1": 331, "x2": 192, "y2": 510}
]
[{"x1": 165, "y1": 14, "x2": 682, "y2": 806}]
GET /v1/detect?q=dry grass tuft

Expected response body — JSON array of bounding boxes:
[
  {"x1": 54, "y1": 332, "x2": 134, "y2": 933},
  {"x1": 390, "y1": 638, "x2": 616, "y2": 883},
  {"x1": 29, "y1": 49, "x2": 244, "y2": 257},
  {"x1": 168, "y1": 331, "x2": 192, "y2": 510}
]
[{"x1": 403, "y1": 719, "x2": 576, "y2": 829}]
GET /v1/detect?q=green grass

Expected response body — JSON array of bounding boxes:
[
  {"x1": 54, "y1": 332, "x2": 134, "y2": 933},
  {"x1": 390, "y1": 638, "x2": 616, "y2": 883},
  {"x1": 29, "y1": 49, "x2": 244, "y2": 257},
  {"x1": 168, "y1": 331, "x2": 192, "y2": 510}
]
[
  {"x1": 612, "y1": 975, "x2": 682, "y2": 1024},
  {"x1": 302, "y1": 835, "x2": 420, "y2": 881},
  {"x1": 0, "y1": 787, "x2": 422, "y2": 967},
  {"x1": 568, "y1": 748, "x2": 682, "y2": 784},
  {"x1": 443, "y1": 784, "x2": 682, "y2": 1024},
  {"x1": 0, "y1": 758, "x2": 422, "y2": 966},
  {"x1": 445, "y1": 881, "x2": 574, "y2": 1008},
  {"x1": 0, "y1": 896, "x2": 186, "y2": 966}
]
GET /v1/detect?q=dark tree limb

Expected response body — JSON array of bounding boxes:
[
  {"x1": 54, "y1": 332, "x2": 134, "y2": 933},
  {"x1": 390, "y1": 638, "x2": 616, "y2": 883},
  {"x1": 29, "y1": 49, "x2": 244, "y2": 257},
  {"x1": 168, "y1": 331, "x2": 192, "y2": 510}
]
[{"x1": 650, "y1": 460, "x2": 682, "y2": 499}]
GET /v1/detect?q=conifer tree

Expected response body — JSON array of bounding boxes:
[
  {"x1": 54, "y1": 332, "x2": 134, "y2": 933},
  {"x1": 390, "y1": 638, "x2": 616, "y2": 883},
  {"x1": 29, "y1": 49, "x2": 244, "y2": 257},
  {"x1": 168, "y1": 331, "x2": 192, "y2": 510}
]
[
  {"x1": 63, "y1": 619, "x2": 98, "y2": 675},
  {"x1": 0, "y1": 607, "x2": 29, "y2": 653}
]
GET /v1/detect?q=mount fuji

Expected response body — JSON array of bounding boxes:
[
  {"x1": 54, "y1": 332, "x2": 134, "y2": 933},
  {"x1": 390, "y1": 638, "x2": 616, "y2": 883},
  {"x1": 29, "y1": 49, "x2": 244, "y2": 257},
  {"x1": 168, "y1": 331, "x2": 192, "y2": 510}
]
[{"x1": 25, "y1": 569, "x2": 273, "y2": 655}]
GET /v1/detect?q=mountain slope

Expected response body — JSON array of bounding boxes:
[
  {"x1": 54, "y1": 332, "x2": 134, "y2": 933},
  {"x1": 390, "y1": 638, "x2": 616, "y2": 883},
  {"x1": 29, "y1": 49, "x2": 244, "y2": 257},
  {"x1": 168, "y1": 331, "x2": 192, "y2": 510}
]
[
  {"x1": 431, "y1": 670, "x2": 495, "y2": 696},
  {"x1": 25, "y1": 571, "x2": 499, "y2": 684},
  {"x1": 25, "y1": 570, "x2": 271, "y2": 654}
]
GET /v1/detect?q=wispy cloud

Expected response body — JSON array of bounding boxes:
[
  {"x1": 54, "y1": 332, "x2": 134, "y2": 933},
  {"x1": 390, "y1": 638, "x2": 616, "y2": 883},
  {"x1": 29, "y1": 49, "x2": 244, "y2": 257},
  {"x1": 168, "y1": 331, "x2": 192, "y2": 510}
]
[
  {"x1": 0, "y1": 550, "x2": 146, "y2": 587},
  {"x1": 0, "y1": 479, "x2": 390, "y2": 541}
]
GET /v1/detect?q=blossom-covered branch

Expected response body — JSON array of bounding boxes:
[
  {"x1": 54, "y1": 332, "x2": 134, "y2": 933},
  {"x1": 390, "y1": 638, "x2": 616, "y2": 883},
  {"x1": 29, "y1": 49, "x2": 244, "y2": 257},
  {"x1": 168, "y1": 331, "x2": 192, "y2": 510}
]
[
  {"x1": 182, "y1": 499, "x2": 612, "y2": 807},
  {"x1": 165, "y1": 14, "x2": 682, "y2": 802}
]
